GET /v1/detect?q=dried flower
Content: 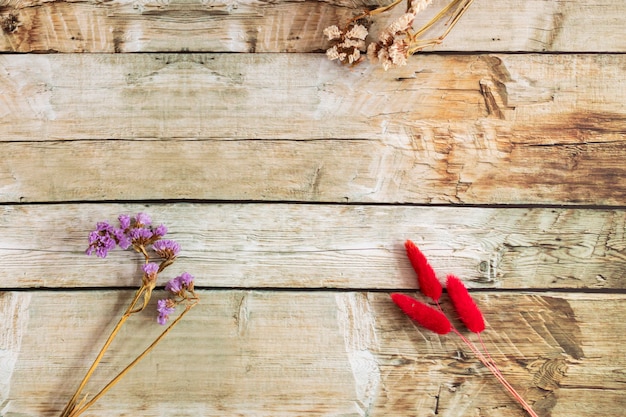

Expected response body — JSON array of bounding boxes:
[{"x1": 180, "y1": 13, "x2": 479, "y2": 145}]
[
  {"x1": 134, "y1": 212, "x2": 151, "y2": 226},
  {"x1": 157, "y1": 298, "x2": 176, "y2": 325},
  {"x1": 118, "y1": 214, "x2": 131, "y2": 230},
  {"x1": 142, "y1": 262, "x2": 159, "y2": 278},
  {"x1": 324, "y1": 0, "x2": 474, "y2": 69},
  {"x1": 153, "y1": 224, "x2": 168, "y2": 238},
  {"x1": 446, "y1": 274, "x2": 485, "y2": 333},
  {"x1": 391, "y1": 241, "x2": 539, "y2": 417},
  {"x1": 323, "y1": 23, "x2": 369, "y2": 66},
  {"x1": 65, "y1": 214, "x2": 200, "y2": 417},
  {"x1": 165, "y1": 272, "x2": 195, "y2": 295},
  {"x1": 129, "y1": 227, "x2": 153, "y2": 245},
  {"x1": 410, "y1": 0, "x2": 433, "y2": 14},
  {"x1": 391, "y1": 293, "x2": 451, "y2": 334},
  {"x1": 323, "y1": 25, "x2": 342, "y2": 41},
  {"x1": 404, "y1": 240, "x2": 442, "y2": 301},
  {"x1": 153, "y1": 239, "x2": 181, "y2": 259}
]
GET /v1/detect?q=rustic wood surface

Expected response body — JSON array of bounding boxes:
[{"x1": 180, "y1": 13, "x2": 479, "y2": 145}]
[
  {"x1": 2, "y1": 291, "x2": 624, "y2": 417},
  {"x1": 1, "y1": 0, "x2": 625, "y2": 415},
  {"x1": 1, "y1": 53, "x2": 624, "y2": 205},
  {"x1": 0, "y1": 0, "x2": 624, "y2": 53}
]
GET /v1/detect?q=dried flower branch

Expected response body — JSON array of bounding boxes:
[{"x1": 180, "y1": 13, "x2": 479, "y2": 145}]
[
  {"x1": 324, "y1": 0, "x2": 474, "y2": 70},
  {"x1": 392, "y1": 241, "x2": 539, "y2": 417},
  {"x1": 59, "y1": 213, "x2": 199, "y2": 417}
]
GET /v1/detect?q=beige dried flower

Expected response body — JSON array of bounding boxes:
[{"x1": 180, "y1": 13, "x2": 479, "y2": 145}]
[
  {"x1": 345, "y1": 24, "x2": 368, "y2": 41},
  {"x1": 410, "y1": 0, "x2": 433, "y2": 14},
  {"x1": 323, "y1": 25, "x2": 342, "y2": 41},
  {"x1": 324, "y1": 23, "x2": 369, "y2": 65}
]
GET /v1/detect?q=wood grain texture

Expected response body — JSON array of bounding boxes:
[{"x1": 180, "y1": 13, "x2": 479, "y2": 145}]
[
  {"x1": 1, "y1": 203, "x2": 624, "y2": 290},
  {"x1": 1, "y1": 290, "x2": 623, "y2": 416},
  {"x1": 1, "y1": 53, "x2": 625, "y2": 205},
  {"x1": 0, "y1": 0, "x2": 624, "y2": 53}
]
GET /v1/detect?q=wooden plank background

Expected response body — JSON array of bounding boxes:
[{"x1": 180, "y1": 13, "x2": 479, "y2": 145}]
[{"x1": 1, "y1": 0, "x2": 625, "y2": 416}]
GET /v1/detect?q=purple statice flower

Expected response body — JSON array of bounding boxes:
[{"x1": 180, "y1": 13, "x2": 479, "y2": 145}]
[
  {"x1": 153, "y1": 239, "x2": 180, "y2": 259},
  {"x1": 86, "y1": 230, "x2": 116, "y2": 258},
  {"x1": 113, "y1": 228, "x2": 131, "y2": 250},
  {"x1": 164, "y1": 272, "x2": 194, "y2": 294},
  {"x1": 118, "y1": 214, "x2": 131, "y2": 230},
  {"x1": 86, "y1": 221, "x2": 118, "y2": 258},
  {"x1": 165, "y1": 277, "x2": 182, "y2": 293},
  {"x1": 157, "y1": 299, "x2": 176, "y2": 325},
  {"x1": 142, "y1": 262, "x2": 159, "y2": 278},
  {"x1": 178, "y1": 272, "x2": 194, "y2": 287},
  {"x1": 153, "y1": 224, "x2": 168, "y2": 238},
  {"x1": 129, "y1": 227, "x2": 153, "y2": 245},
  {"x1": 135, "y1": 212, "x2": 152, "y2": 227}
]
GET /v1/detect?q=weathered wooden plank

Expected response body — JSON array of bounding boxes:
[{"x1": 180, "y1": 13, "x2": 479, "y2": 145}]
[
  {"x1": 1, "y1": 291, "x2": 624, "y2": 416},
  {"x1": 1, "y1": 203, "x2": 624, "y2": 290},
  {"x1": 1, "y1": 53, "x2": 624, "y2": 205},
  {"x1": 0, "y1": 0, "x2": 623, "y2": 53},
  {"x1": 2, "y1": 53, "x2": 624, "y2": 142}
]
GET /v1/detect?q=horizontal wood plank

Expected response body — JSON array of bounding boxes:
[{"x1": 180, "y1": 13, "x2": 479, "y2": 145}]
[
  {"x1": 1, "y1": 54, "x2": 625, "y2": 205},
  {"x1": 1, "y1": 203, "x2": 624, "y2": 290},
  {"x1": 1, "y1": 290, "x2": 624, "y2": 416},
  {"x1": 0, "y1": 0, "x2": 624, "y2": 53}
]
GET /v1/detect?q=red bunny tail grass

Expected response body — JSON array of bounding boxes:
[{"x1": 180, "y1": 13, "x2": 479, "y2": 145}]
[
  {"x1": 390, "y1": 293, "x2": 451, "y2": 335},
  {"x1": 446, "y1": 274, "x2": 485, "y2": 333},
  {"x1": 404, "y1": 240, "x2": 442, "y2": 301}
]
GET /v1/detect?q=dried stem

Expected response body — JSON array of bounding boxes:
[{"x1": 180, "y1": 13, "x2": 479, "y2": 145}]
[
  {"x1": 408, "y1": 0, "x2": 475, "y2": 54},
  {"x1": 434, "y1": 302, "x2": 539, "y2": 417},
  {"x1": 68, "y1": 300, "x2": 198, "y2": 417},
  {"x1": 59, "y1": 284, "x2": 147, "y2": 417}
]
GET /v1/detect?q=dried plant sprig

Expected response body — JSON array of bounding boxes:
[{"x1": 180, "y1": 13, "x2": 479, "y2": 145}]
[
  {"x1": 446, "y1": 274, "x2": 485, "y2": 333},
  {"x1": 404, "y1": 239, "x2": 442, "y2": 301},
  {"x1": 59, "y1": 213, "x2": 200, "y2": 417},
  {"x1": 391, "y1": 293, "x2": 451, "y2": 334},
  {"x1": 324, "y1": 0, "x2": 474, "y2": 70},
  {"x1": 392, "y1": 241, "x2": 539, "y2": 417}
]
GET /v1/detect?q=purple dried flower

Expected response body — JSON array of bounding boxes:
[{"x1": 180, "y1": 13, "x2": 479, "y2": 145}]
[
  {"x1": 178, "y1": 272, "x2": 194, "y2": 287},
  {"x1": 86, "y1": 222, "x2": 118, "y2": 258},
  {"x1": 113, "y1": 228, "x2": 131, "y2": 250},
  {"x1": 135, "y1": 213, "x2": 152, "y2": 226},
  {"x1": 153, "y1": 239, "x2": 181, "y2": 259},
  {"x1": 118, "y1": 214, "x2": 131, "y2": 230},
  {"x1": 153, "y1": 224, "x2": 168, "y2": 238},
  {"x1": 157, "y1": 299, "x2": 176, "y2": 325},
  {"x1": 95, "y1": 221, "x2": 114, "y2": 232},
  {"x1": 142, "y1": 262, "x2": 159, "y2": 277},
  {"x1": 129, "y1": 227, "x2": 153, "y2": 245},
  {"x1": 165, "y1": 277, "x2": 182, "y2": 293}
]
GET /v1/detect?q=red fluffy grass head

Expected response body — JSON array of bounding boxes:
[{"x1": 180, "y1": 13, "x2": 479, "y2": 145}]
[
  {"x1": 390, "y1": 293, "x2": 451, "y2": 335},
  {"x1": 446, "y1": 274, "x2": 485, "y2": 333},
  {"x1": 404, "y1": 240, "x2": 442, "y2": 301}
]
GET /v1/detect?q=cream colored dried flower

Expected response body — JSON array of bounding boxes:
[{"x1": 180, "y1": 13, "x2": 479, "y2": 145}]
[
  {"x1": 389, "y1": 38, "x2": 409, "y2": 67},
  {"x1": 324, "y1": 23, "x2": 368, "y2": 65},
  {"x1": 388, "y1": 12, "x2": 416, "y2": 34},
  {"x1": 410, "y1": 0, "x2": 433, "y2": 14},
  {"x1": 323, "y1": 25, "x2": 342, "y2": 41},
  {"x1": 345, "y1": 24, "x2": 368, "y2": 41},
  {"x1": 326, "y1": 45, "x2": 341, "y2": 60}
]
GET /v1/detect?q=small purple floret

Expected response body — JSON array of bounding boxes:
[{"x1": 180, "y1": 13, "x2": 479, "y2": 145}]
[
  {"x1": 135, "y1": 212, "x2": 152, "y2": 226},
  {"x1": 157, "y1": 299, "x2": 176, "y2": 325},
  {"x1": 154, "y1": 224, "x2": 168, "y2": 238},
  {"x1": 142, "y1": 262, "x2": 159, "y2": 276},
  {"x1": 153, "y1": 239, "x2": 181, "y2": 258},
  {"x1": 165, "y1": 278, "x2": 182, "y2": 293},
  {"x1": 179, "y1": 272, "x2": 194, "y2": 287},
  {"x1": 118, "y1": 214, "x2": 131, "y2": 230}
]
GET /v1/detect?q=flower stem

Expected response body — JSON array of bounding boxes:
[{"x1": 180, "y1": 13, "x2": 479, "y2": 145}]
[
  {"x1": 59, "y1": 284, "x2": 147, "y2": 417},
  {"x1": 68, "y1": 301, "x2": 198, "y2": 417}
]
